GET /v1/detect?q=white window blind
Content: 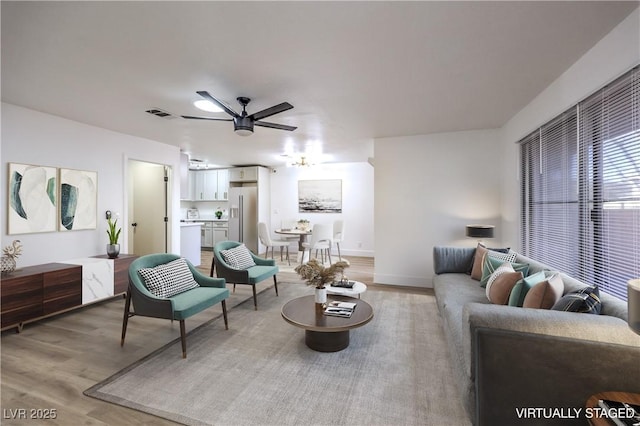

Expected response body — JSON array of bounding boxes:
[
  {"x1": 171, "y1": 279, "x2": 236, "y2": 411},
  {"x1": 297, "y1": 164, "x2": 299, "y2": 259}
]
[{"x1": 520, "y1": 66, "x2": 640, "y2": 300}]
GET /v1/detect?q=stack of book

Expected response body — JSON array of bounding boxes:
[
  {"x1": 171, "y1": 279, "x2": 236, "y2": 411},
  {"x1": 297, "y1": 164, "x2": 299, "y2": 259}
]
[
  {"x1": 597, "y1": 399, "x2": 640, "y2": 426},
  {"x1": 324, "y1": 301, "x2": 357, "y2": 318}
]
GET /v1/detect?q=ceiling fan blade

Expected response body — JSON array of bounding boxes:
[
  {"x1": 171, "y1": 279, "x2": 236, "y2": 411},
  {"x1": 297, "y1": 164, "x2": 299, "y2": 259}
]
[
  {"x1": 249, "y1": 102, "x2": 293, "y2": 121},
  {"x1": 254, "y1": 121, "x2": 297, "y2": 131},
  {"x1": 196, "y1": 91, "x2": 239, "y2": 117},
  {"x1": 181, "y1": 115, "x2": 233, "y2": 121}
]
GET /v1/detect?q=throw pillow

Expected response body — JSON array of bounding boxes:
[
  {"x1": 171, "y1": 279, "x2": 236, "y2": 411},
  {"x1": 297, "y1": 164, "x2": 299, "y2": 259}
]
[
  {"x1": 480, "y1": 255, "x2": 528, "y2": 288},
  {"x1": 221, "y1": 244, "x2": 256, "y2": 270},
  {"x1": 139, "y1": 258, "x2": 200, "y2": 298},
  {"x1": 552, "y1": 285, "x2": 602, "y2": 314},
  {"x1": 522, "y1": 273, "x2": 564, "y2": 309},
  {"x1": 470, "y1": 243, "x2": 516, "y2": 281},
  {"x1": 508, "y1": 270, "x2": 546, "y2": 307},
  {"x1": 486, "y1": 263, "x2": 523, "y2": 305}
]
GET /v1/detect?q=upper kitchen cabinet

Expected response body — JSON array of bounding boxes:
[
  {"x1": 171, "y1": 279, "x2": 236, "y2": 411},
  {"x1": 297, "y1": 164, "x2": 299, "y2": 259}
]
[
  {"x1": 229, "y1": 166, "x2": 258, "y2": 182},
  {"x1": 192, "y1": 169, "x2": 229, "y2": 201}
]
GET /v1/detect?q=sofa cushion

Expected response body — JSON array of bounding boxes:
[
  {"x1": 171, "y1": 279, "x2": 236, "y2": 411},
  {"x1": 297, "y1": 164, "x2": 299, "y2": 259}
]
[
  {"x1": 486, "y1": 263, "x2": 523, "y2": 305},
  {"x1": 523, "y1": 273, "x2": 564, "y2": 309},
  {"x1": 508, "y1": 270, "x2": 546, "y2": 307},
  {"x1": 433, "y1": 246, "x2": 476, "y2": 274},
  {"x1": 480, "y1": 255, "x2": 528, "y2": 288},
  {"x1": 139, "y1": 258, "x2": 200, "y2": 298},
  {"x1": 221, "y1": 244, "x2": 256, "y2": 270},
  {"x1": 552, "y1": 285, "x2": 602, "y2": 314},
  {"x1": 470, "y1": 244, "x2": 515, "y2": 280}
]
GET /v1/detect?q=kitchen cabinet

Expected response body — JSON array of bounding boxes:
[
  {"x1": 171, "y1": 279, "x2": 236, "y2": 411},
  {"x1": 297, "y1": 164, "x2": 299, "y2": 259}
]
[
  {"x1": 201, "y1": 222, "x2": 214, "y2": 248},
  {"x1": 213, "y1": 226, "x2": 229, "y2": 245},
  {"x1": 229, "y1": 166, "x2": 258, "y2": 182},
  {"x1": 191, "y1": 169, "x2": 229, "y2": 201}
]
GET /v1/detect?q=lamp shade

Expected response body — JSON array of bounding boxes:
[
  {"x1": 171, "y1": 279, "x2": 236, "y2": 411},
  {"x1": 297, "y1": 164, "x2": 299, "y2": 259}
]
[
  {"x1": 466, "y1": 225, "x2": 495, "y2": 239},
  {"x1": 628, "y1": 279, "x2": 640, "y2": 335}
]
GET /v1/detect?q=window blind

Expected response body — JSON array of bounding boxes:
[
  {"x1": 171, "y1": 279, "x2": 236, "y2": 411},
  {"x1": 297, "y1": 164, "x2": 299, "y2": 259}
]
[{"x1": 520, "y1": 66, "x2": 640, "y2": 301}]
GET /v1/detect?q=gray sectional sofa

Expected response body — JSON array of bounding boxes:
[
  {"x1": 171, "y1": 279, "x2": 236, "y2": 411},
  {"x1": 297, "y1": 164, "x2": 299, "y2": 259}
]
[{"x1": 432, "y1": 246, "x2": 640, "y2": 425}]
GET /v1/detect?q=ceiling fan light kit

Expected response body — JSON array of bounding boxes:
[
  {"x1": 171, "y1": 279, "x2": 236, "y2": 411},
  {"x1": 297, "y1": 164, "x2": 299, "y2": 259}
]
[{"x1": 181, "y1": 91, "x2": 297, "y2": 136}]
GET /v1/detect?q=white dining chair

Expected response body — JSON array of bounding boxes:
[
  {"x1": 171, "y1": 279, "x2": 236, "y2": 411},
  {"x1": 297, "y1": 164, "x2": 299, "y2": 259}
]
[
  {"x1": 333, "y1": 220, "x2": 345, "y2": 261},
  {"x1": 258, "y1": 222, "x2": 291, "y2": 265},
  {"x1": 300, "y1": 224, "x2": 332, "y2": 265}
]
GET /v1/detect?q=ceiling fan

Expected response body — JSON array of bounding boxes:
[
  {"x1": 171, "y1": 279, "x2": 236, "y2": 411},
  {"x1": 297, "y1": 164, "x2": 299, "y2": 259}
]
[{"x1": 181, "y1": 91, "x2": 297, "y2": 136}]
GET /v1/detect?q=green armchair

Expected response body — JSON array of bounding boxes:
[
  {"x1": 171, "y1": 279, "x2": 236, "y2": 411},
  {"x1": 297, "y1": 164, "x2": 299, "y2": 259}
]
[
  {"x1": 211, "y1": 241, "x2": 279, "y2": 310},
  {"x1": 122, "y1": 253, "x2": 229, "y2": 358}
]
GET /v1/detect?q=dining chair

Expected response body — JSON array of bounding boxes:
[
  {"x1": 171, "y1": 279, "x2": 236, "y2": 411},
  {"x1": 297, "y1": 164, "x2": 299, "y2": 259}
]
[
  {"x1": 300, "y1": 223, "x2": 333, "y2": 265},
  {"x1": 333, "y1": 220, "x2": 345, "y2": 261},
  {"x1": 258, "y1": 222, "x2": 291, "y2": 265}
]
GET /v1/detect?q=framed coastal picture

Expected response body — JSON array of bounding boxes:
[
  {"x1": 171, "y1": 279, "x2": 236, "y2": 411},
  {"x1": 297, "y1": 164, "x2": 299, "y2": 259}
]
[
  {"x1": 8, "y1": 163, "x2": 58, "y2": 234},
  {"x1": 59, "y1": 168, "x2": 97, "y2": 231},
  {"x1": 298, "y1": 179, "x2": 342, "y2": 213}
]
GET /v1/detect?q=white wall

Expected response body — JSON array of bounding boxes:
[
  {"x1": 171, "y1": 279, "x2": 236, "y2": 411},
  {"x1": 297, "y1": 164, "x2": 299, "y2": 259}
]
[
  {"x1": 269, "y1": 162, "x2": 374, "y2": 257},
  {"x1": 1, "y1": 103, "x2": 182, "y2": 267},
  {"x1": 499, "y1": 8, "x2": 640, "y2": 250},
  {"x1": 374, "y1": 129, "x2": 502, "y2": 287}
]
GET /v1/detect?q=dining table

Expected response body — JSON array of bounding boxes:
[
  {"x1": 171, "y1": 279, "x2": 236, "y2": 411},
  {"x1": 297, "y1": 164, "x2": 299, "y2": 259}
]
[{"x1": 275, "y1": 228, "x2": 312, "y2": 263}]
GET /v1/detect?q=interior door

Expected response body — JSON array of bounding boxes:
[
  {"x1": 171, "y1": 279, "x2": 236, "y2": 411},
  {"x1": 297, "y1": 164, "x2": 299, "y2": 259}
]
[{"x1": 128, "y1": 160, "x2": 168, "y2": 255}]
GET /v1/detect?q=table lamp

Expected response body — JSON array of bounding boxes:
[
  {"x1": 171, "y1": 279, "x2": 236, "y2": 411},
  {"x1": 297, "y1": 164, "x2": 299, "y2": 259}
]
[
  {"x1": 628, "y1": 279, "x2": 640, "y2": 335},
  {"x1": 466, "y1": 225, "x2": 495, "y2": 244}
]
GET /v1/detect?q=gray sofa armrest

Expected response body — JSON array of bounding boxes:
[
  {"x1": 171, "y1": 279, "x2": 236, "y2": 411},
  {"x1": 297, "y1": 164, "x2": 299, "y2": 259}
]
[
  {"x1": 475, "y1": 327, "x2": 640, "y2": 425},
  {"x1": 433, "y1": 246, "x2": 475, "y2": 274}
]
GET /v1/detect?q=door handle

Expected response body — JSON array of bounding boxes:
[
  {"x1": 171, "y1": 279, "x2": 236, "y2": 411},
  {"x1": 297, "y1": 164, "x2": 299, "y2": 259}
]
[{"x1": 131, "y1": 222, "x2": 138, "y2": 227}]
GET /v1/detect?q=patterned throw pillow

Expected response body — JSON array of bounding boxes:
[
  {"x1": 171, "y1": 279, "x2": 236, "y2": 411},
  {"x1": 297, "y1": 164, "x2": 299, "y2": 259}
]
[
  {"x1": 486, "y1": 262, "x2": 524, "y2": 305},
  {"x1": 522, "y1": 273, "x2": 564, "y2": 309},
  {"x1": 508, "y1": 270, "x2": 546, "y2": 307},
  {"x1": 552, "y1": 285, "x2": 602, "y2": 314},
  {"x1": 480, "y1": 254, "x2": 527, "y2": 288},
  {"x1": 139, "y1": 258, "x2": 200, "y2": 298},
  {"x1": 221, "y1": 244, "x2": 256, "y2": 270},
  {"x1": 470, "y1": 243, "x2": 514, "y2": 280}
]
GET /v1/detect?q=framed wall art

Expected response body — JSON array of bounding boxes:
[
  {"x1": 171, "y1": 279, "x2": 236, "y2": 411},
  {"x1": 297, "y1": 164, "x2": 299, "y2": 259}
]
[
  {"x1": 298, "y1": 179, "x2": 342, "y2": 213},
  {"x1": 59, "y1": 168, "x2": 97, "y2": 231},
  {"x1": 8, "y1": 163, "x2": 58, "y2": 234}
]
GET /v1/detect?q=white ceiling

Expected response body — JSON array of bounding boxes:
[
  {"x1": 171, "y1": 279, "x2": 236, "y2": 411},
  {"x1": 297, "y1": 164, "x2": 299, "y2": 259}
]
[{"x1": 2, "y1": 1, "x2": 637, "y2": 167}]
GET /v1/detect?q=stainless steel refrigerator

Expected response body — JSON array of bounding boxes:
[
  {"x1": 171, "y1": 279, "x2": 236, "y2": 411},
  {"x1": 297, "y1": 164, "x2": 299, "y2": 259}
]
[{"x1": 228, "y1": 185, "x2": 258, "y2": 253}]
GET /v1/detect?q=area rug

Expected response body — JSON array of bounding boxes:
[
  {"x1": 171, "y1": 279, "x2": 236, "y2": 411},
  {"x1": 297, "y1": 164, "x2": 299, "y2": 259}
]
[{"x1": 85, "y1": 281, "x2": 469, "y2": 426}]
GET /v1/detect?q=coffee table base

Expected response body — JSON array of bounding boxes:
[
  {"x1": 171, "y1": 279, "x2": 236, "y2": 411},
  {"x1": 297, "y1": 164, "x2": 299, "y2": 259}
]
[{"x1": 305, "y1": 330, "x2": 350, "y2": 352}]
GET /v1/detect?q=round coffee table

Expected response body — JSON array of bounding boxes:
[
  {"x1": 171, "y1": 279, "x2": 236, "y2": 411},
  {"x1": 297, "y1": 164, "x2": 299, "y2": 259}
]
[{"x1": 281, "y1": 295, "x2": 374, "y2": 352}]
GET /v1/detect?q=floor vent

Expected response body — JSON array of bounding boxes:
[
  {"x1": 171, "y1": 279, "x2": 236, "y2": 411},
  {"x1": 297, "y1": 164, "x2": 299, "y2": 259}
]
[{"x1": 145, "y1": 108, "x2": 175, "y2": 119}]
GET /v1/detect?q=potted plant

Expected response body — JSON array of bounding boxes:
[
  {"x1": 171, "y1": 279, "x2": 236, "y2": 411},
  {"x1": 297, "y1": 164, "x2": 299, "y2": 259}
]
[
  {"x1": 296, "y1": 219, "x2": 310, "y2": 232},
  {"x1": 295, "y1": 259, "x2": 349, "y2": 307},
  {"x1": 215, "y1": 208, "x2": 223, "y2": 219},
  {"x1": 106, "y1": 217, "x2": 122, "y2": 259}
]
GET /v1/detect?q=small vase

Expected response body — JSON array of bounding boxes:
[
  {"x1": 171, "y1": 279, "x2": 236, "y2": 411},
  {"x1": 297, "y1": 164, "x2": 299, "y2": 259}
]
[
  {"x1": 107, "y1": 243, "x2": 120, "y2": 259},
  {"x1": 315, "y1": 286, "x2": 327, "y2": 309}
]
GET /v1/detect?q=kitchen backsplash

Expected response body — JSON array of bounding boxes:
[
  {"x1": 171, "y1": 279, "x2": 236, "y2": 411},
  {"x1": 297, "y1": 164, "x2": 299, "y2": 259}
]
[{"x1": 180, "y1": 200, "x2": 230, "y2": 219}]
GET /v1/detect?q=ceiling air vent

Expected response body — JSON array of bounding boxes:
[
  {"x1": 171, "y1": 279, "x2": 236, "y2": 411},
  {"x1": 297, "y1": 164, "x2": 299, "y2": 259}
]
[{"x1": 145, "y1": 108, "x2": 175, "y2": 119}]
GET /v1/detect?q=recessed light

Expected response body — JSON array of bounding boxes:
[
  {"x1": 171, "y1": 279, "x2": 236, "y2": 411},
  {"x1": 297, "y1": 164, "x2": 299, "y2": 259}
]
[{"x1": 193, "y1": 99, "x2": 223, "y2": 113}]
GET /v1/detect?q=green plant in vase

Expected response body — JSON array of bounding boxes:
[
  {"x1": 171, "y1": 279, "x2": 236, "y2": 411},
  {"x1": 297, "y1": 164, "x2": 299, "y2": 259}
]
[{"x1": 106, "y1": 217, "x2": 122, "y2": 258}]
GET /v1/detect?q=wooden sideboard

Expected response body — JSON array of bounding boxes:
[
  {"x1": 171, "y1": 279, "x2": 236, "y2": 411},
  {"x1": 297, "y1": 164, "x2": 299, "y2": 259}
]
[{"x1": 1, "y1": 254, "x2": 136, "y2": 331}]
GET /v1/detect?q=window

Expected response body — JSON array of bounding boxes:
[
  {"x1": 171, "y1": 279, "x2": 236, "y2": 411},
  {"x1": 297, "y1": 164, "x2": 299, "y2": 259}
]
[{"x1": 520, "y1": 66, "x2": 640, "y2": 300}]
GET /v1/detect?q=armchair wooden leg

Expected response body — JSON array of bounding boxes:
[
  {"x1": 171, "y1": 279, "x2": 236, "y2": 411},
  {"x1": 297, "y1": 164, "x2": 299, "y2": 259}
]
[
  {"x1": 180, "y1": 320, "x2": 187, "y2": 359},
  {"x1": 233, "y1": 284, "x2": 236, "y2": 293},
  {"x1": 221, "y1": 300, "x2": 228, "y2": 330},
  {"x1": 252, "y1": 285, "x2": 258, "y2": 310},
  {"x1": 273, "y1": 275, "x2": 279, "y2": 296},
  {"x1": 121, "y1": 289, "x2": 132, "y2": 346}
]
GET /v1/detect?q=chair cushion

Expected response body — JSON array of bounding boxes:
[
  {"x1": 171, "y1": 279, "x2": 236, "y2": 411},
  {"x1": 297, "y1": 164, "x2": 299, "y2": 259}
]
[
  {"x1": 221, "y1": 244, "x2": 256, "y2": 270},
  {"x1": 246, "y1": 265, "x2": 279, "y2": 284},
  {"x1": 171, "y1": 286, "x2": 230, "y2": 320},
  {"x1": 138, "y1": 258, "x2": 200, "y2": 298}
]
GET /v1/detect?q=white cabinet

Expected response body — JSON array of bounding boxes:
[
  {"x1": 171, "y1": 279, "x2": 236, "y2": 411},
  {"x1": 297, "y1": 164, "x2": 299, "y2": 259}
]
[
  {"x1": 191, "y1": 169, "x2": 229, "y2": 201},
  {"x1": 229, "y1": 166, "x2": 258, "y2": 182},
  {"x1": 213, "y1": 227, "x2": 228, "y2": 245}
]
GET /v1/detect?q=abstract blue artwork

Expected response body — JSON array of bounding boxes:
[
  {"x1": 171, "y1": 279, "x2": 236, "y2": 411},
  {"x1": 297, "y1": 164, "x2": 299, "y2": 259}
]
[
  {"x1": 8, "y1": 163, "x2": 57, "y2": 234},
  {"x1": 59, "y1": 168, "x2": 97, "y2": 231}
]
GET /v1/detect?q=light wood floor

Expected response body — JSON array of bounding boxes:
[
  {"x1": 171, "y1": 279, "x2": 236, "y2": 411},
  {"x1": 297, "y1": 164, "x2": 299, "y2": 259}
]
[{"x1": 0, "y1": 253, "x2": 428, "y2": 425}]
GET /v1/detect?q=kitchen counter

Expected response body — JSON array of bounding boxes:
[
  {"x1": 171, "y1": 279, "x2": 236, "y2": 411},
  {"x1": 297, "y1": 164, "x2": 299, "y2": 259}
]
[
  {"x1": 180, "y1": 221, "x2": 204, "y2": 227},
  {"x1": 183, "y1": 218, "x2": 228, "y2": 222}
]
